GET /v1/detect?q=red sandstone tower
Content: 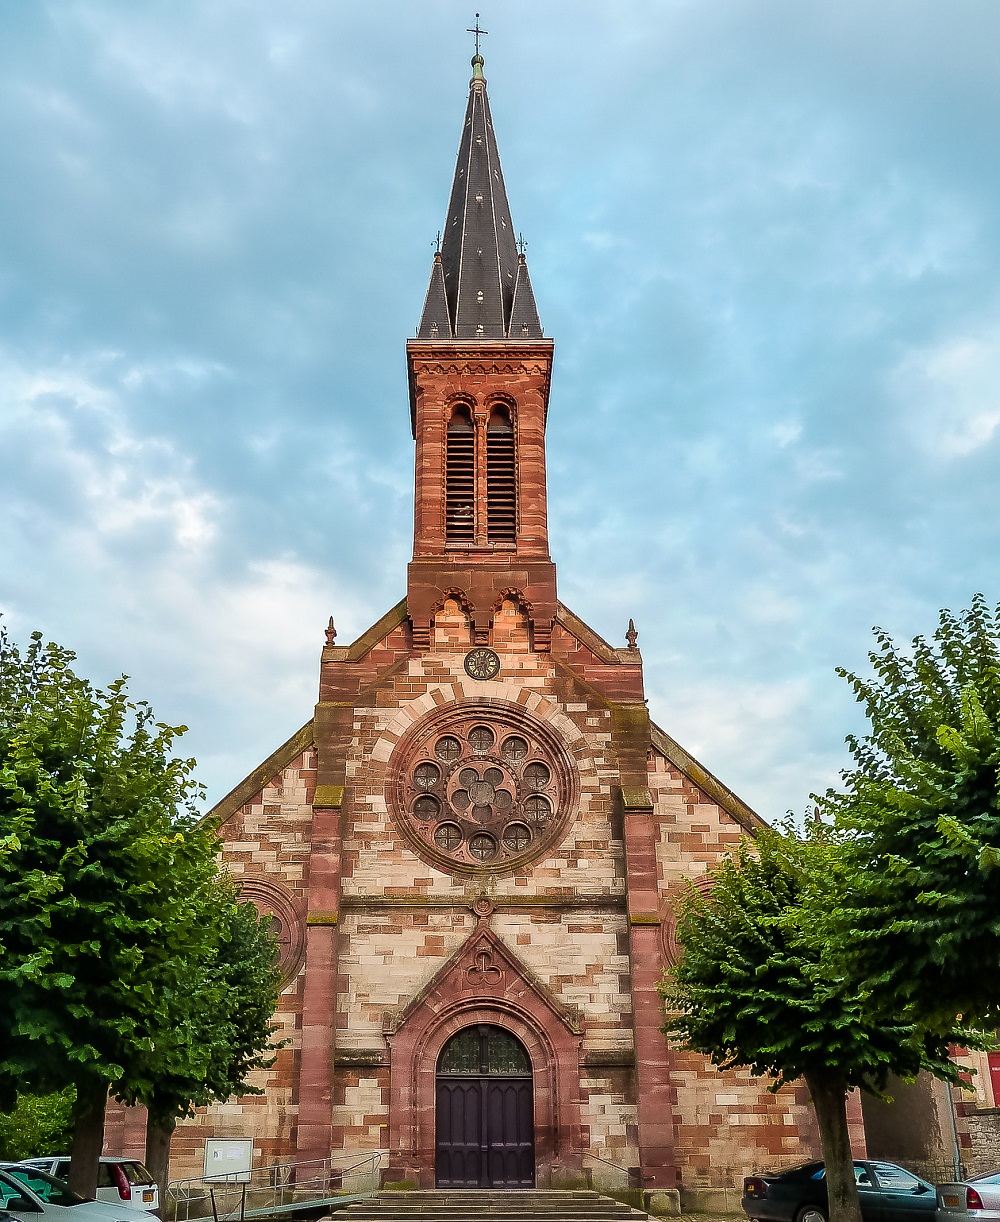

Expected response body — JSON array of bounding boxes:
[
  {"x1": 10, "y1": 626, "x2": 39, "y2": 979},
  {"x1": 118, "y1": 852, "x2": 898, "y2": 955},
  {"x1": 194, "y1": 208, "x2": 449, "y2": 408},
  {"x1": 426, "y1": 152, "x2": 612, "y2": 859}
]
[
  {"x1": 405, "y1": 52, "x2": 557, "y2": 655},
  {"x1": 291, "y1": 51, "x2": 772, "y2": 1193}
]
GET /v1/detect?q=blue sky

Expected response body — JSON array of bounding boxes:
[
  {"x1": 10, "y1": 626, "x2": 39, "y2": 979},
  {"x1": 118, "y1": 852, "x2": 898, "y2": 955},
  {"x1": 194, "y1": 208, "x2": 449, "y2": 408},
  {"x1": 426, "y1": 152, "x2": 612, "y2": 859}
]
[{"x1": 2, "y1": 1, "x2": 999, "y2": 820}]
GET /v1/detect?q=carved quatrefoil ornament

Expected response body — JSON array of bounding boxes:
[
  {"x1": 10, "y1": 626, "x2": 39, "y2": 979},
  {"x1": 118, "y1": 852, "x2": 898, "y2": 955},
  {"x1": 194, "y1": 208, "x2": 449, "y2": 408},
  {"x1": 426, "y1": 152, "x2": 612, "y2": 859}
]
[{"x1": 388, "y1": 700, "x2": 578, "y2": 876}]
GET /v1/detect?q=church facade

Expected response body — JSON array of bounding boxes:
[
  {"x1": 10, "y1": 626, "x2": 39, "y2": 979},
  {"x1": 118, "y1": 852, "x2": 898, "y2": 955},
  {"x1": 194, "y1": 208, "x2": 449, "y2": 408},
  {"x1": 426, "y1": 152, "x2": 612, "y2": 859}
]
[{"x1": 108, "y1": 54, "x2": 847, "y2": 1201}]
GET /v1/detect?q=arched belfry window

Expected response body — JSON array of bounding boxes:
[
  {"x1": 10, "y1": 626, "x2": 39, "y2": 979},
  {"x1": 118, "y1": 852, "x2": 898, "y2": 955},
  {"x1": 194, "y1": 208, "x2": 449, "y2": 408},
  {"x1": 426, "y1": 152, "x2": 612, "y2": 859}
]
[
  {"x1": 486, "y1": 405, "x2": 516, "y2": 543},
  {"x1": 446, "y1": 405, "x2": 475, "y2": 543}
]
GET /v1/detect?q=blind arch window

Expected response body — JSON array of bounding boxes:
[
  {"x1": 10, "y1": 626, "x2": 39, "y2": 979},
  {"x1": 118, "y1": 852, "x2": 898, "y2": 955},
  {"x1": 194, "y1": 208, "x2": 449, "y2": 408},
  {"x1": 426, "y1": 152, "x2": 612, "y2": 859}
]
[
  {"x1": 446, "y1": 405, "x2": 475, "y2": 543},
  {"x1": 486, "y1": 405, "x2": 516, "y2": 543}
]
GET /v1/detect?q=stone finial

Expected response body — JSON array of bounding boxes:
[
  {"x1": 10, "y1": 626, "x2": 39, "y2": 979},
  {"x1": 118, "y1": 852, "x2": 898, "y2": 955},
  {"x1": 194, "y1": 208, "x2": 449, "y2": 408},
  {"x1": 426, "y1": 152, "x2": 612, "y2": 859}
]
[
  {"x1": 625, "y1": 618, "x2": 638, "y2": 650},
  {"x1": 325, "y1": 616, "x2": 337, "y2": 646}
]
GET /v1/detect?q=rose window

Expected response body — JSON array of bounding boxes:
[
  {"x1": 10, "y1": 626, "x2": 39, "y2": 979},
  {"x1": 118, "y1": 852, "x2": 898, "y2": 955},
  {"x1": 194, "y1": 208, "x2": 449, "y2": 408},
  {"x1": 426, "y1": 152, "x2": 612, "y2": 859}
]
[{"x1": 389, "y1": 703, "x2": 576, "y2": 874}]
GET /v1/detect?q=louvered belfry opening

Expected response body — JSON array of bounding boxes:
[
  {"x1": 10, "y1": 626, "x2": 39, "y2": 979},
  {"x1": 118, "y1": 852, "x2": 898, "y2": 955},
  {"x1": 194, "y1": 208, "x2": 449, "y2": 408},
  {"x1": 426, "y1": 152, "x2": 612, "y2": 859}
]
[
  {"x1": 446, "y1": 405, "x2": 476, "y2": 543},
  {"x1": 487, "y1": 405, "x2": 516, "y2": 543}
]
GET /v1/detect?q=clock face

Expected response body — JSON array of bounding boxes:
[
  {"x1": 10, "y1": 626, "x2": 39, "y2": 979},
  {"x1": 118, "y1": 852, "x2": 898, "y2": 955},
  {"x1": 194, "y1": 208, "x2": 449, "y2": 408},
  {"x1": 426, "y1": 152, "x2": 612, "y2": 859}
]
[{"x1": 464, "y1": 647, "x2": 501, "y2": 680}]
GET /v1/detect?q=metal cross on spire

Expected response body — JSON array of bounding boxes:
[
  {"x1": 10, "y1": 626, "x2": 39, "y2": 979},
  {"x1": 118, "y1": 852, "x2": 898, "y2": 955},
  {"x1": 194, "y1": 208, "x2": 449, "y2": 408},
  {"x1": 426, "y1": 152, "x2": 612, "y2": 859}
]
[{"x1": 467, "y1": 12, "x2": 488, "y2": 56}]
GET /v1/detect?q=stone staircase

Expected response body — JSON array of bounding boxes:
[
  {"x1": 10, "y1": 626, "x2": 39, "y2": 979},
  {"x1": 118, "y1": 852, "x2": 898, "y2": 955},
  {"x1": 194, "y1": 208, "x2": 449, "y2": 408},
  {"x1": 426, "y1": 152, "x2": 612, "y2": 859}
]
[{"x1": 333, "y1": 1189, "x2": 656, "y2": 1222}]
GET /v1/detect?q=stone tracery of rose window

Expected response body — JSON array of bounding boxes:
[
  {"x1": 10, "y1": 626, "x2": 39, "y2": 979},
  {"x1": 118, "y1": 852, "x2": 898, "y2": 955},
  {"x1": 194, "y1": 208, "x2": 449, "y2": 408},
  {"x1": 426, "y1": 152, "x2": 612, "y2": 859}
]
[{"x1": 390, "y1": 705, "x2": 576, "y2": 874}]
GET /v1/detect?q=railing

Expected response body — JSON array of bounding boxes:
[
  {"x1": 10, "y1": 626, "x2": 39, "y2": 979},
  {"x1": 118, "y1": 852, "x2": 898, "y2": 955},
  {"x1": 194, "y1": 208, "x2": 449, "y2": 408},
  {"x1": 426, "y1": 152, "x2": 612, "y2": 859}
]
[
  {"x1": 167, "y1": 1151, "x2": 387, "y2": 1222},
  {"x1": 581, "y1": 1149, "x2": 642, "y2": 1190}
]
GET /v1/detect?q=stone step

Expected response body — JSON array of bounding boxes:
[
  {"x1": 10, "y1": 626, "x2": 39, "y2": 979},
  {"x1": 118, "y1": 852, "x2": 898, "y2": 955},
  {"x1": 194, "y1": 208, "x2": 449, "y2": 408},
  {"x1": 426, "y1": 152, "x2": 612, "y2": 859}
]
[
  {"x1": 347, "y1": 1207, "x2": 640, "y2": 1217},
  {"x1": 342, "y1": 1200, "x2": 640, "y2": 1208},
  {"x1": 345, "y1": 1209, "x2": 645, "y2": 1215},
  {"x1": 350, "y1": 1206, "x2": 641, "y2": 1212},
  {"x1": 334, "y1": 1191, "x2": 653, "y2": 1222},
  {"x1": 355, "y1": 1194, "x2": 606, "y2": 1201}
]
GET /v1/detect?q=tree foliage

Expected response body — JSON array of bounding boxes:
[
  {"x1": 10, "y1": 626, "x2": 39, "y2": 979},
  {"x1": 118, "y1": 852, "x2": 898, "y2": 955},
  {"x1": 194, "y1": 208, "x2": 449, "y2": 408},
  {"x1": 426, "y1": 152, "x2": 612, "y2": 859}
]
[
  {"x1": 0, "y1": 626, "x2": 280, "y2": 1196},
  {"x1": 662, "y1": 596, "x2": 1000, "y2": 1222},
  {"x1": 662, "y1": 827, "x2": 963, "y2": 1092},
  {"x1": 121, "y1": 884, "x2": 282, "y2": 1193},
  {"x1": 662, "y1": 825, "x2": 979, "y2": 1222},
  {"x1": 0, "y1": 630, "x2": 207, "y2": 1107},
  {"x1": 125, "y1": 887, "x2": 282, "y2": 1123},
  {"x1": 0, "y1": 1088, "x2": 76, "y2": 1162},
  {"x1": 817, "y1": 594, "x2": 1000, "y2": 1031}
]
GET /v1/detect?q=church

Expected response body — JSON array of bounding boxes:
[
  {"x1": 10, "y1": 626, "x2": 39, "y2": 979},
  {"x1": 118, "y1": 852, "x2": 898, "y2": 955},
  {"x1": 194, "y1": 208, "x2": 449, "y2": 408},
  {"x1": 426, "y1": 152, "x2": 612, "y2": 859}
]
[{"x1": 107, "y1": 50, "x2": 843, "y2": 1205}]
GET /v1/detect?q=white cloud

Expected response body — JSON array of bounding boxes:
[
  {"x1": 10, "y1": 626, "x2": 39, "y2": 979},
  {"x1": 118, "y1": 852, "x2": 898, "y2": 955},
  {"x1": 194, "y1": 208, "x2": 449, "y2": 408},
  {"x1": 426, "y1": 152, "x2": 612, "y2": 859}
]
[
  {"x1": 647, "y1": 673, "x2": 843, "y2": 821},
  {"x1": 0, "y1": 354, "x2": 224, "y2": 552},
  {"x1": 894, "y1": 324, "x2": 1000, "y2": 458}
]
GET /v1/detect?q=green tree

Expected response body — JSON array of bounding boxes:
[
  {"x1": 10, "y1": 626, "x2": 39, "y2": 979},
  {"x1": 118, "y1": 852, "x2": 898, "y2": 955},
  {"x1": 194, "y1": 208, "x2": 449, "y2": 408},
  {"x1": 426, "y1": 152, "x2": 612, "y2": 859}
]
[
  {"x1": 0, "y1": 1087, "x2": 76, "y2": 1161},
  {"x1": 816, "y1": 594, "x2": 1000, "y2": 1034},
  {"x1": 0, "y1": 628, "x2": 210, "y2": 1197},
  {"x1": 117, "y1": 885, "x2": 282, "y2": 1197},
  {"x1": 662, "y1": 826, "x2": 974, "y2": 1222}
]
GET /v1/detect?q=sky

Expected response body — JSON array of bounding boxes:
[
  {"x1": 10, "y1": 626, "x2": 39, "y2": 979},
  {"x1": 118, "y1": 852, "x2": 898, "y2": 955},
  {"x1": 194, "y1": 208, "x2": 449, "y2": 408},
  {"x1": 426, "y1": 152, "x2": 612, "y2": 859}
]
[{"x1": 2, "y1": 0, "x2": 999, "y2": 821}]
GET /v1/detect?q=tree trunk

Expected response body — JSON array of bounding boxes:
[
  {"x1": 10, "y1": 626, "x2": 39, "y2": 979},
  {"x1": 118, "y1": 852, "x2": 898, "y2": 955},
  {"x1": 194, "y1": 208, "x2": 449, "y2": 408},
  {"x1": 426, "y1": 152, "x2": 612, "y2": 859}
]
[
  {"x1": 68, "y1": 1078, "x2": 107, "y2": 1200},
  {"x1": 145, "y1": 1107, "x2": 177, "y2": 1209},
  {"x1": 804, "y1": 1070, "x2": 863, "y2": 1222}
]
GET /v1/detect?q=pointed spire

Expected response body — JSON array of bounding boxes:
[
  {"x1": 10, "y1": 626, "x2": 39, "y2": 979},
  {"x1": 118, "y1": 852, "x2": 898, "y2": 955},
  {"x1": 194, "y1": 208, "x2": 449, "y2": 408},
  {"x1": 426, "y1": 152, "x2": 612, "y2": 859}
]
[
  {"x1": 417, "y1": 55, "x2": 543, "y2": 341},
  {"x1": 416, "y1": 252, "x2": 451, "y2": 339},
  {"x1": 508, "y1": 253, "x2": 543, "y2": 339}
]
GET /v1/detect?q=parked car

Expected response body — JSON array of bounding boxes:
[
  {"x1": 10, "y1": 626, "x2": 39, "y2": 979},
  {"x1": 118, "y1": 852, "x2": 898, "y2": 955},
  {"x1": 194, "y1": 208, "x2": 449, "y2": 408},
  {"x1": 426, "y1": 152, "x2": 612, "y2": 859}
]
[
  {"x1": 16, "y1": 1163, "x2": 157, "y2": 1216},
  {"x1": 938, "y1": 1172, "x2": 1000, "y2": 1222},
  {"x1": 0, "y1": 1166, "x2": 149, "y2": 1222},
  {"x1": 742, "y1": 1158, "x2": 937, "y2": 1222}
]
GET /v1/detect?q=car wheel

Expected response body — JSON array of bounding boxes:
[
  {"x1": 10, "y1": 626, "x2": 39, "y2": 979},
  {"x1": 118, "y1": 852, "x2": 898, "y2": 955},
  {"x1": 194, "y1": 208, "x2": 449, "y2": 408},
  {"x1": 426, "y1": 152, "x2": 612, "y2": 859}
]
[{"x1": 795, "y1": 1208, "x2": 828, "y2": 1222}]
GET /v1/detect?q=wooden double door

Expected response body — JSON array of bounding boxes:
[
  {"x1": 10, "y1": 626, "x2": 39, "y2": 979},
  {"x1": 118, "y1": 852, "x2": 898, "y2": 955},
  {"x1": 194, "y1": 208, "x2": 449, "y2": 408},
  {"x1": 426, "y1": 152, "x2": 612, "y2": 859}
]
[{"x1": 435, "y1": 1025, "x2": 534, "y2": 1188}]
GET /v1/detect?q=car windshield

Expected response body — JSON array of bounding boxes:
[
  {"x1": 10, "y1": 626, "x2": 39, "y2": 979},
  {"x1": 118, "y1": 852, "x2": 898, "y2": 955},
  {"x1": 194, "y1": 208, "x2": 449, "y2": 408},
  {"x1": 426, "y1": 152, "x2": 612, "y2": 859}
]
[
  {"x1": 119, "y1": 1164, "x2": 152, "y2": 1186},
  {"x1": 3, "y1": 1167, "x2": 88, "y2": 1207}
]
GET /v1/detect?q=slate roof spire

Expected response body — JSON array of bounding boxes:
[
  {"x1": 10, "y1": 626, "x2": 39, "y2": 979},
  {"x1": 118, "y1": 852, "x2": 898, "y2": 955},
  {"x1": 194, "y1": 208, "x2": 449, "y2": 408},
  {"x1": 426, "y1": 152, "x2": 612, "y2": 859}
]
[{"x1": 417, "y1": 55, "x2": 543, "y2": 341}]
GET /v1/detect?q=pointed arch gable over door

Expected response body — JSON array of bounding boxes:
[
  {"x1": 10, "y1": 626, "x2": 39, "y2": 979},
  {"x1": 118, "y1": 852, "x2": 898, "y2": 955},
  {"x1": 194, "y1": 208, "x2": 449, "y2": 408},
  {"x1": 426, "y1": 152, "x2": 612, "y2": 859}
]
[{"x1": 384, "y1": 922, "x2": 584, "y2": 1188}]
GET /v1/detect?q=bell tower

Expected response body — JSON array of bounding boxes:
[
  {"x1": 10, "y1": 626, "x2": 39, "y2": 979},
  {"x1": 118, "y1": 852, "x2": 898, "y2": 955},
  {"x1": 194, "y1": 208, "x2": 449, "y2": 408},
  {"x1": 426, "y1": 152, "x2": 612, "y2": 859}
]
[
  {"x1": 138, "y1": 36, "x2": 820, "y2": 1200},
  {"x1": 406, "y1": 53, "x2": 558, "y2": 651}
]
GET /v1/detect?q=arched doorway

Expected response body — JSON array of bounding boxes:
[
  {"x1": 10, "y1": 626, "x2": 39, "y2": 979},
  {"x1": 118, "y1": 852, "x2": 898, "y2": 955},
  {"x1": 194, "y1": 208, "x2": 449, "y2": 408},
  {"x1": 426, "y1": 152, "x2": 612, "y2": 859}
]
[{"x1": 435, "y1": 1024, "x2": 534, "y2": 1188}]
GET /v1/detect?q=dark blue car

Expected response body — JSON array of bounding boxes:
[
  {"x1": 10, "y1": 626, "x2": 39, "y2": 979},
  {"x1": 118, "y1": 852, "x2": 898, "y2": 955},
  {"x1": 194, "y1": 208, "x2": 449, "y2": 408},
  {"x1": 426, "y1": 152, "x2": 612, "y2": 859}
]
[{"x1": 743, "y1": 1159, "x2": 937, "y2": 1222}]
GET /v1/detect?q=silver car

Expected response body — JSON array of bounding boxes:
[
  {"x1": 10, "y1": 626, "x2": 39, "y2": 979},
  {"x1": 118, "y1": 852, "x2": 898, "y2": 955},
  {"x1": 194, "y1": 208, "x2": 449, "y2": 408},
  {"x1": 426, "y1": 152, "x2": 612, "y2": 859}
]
[
  {"x1": 938, "y1": 1172, "x2": 1000, "y2": 1222},
  {"x1": 16, "y1": 1163, "x2": 157, "y2": 1216},
  {"x1": 0, "y1": 1167, "x2": 149, "y2": 1222}
]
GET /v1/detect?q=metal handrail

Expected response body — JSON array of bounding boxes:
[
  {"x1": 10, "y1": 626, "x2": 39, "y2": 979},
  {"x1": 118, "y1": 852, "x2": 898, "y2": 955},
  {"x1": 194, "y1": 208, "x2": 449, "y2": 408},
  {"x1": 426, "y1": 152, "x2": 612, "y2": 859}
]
[
  {"x1": 167, "y1": 1150, "x2": 387, "y2": 1222},
  {"x1": 581, "y1": 1149, "x2": 642, "y2": 1189}
]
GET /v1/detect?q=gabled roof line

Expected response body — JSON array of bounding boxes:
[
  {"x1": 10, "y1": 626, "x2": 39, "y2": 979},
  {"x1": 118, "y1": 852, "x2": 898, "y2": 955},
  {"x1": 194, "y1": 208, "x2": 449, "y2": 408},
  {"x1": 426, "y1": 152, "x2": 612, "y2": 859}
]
[
  {"x1": 555, "y1": 601, "x2": 639, "y2": 664},
  {"x1": 649, "y1": 720, "x2": 765, "y2": 834},
  {"x1": 205, "y1": 719, "x2": 315, "y2": 828}
]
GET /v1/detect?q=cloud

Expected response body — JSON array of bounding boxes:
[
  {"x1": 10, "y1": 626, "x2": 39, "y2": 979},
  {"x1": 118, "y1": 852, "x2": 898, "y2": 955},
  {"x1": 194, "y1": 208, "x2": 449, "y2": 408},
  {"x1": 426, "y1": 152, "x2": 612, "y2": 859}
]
[
  {"x1": 893, "y1": 323, "x2": 1000, "y2": 458},
  {"x1": 0, "y1": 348, "x2": 351, "y2": 799},
  {"x1": 3, "y1": 0, "x2": 1000, "y2": 819}
]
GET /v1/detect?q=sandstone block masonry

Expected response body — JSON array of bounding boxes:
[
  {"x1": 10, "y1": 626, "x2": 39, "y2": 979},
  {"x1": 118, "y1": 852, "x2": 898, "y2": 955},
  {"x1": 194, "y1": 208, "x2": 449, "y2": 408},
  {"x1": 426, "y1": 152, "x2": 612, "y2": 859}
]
[{"x1": 103, "y1": 595, "x2": 832, "y2": 1192}]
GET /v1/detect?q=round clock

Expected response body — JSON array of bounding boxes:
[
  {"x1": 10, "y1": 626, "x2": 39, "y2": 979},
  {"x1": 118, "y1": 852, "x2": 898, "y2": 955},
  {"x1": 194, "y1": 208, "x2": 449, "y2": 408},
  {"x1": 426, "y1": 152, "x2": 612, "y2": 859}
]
[{"x1": 464, "y1": 647, "x2": 501, "y2": 680}]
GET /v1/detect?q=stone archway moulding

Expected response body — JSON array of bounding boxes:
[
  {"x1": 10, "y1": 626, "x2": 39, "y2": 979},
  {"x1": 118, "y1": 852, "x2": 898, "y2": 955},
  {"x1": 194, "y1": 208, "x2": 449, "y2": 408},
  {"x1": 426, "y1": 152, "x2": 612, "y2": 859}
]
[
  {"x1": 379, "y1": 689, "x2": 591, "y2": 758},
  {"x1": 384, "y1": 921, "x2": 585, "y2": 1187}
]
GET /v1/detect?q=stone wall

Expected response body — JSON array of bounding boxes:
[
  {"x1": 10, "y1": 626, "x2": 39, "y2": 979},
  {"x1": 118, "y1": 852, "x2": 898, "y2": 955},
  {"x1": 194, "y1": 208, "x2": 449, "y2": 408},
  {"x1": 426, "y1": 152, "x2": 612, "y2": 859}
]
[{"x1": 137, "y1": 603, "x2": 828, "y2": 1193}]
